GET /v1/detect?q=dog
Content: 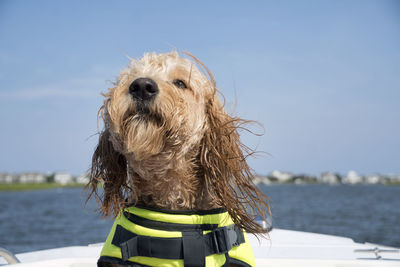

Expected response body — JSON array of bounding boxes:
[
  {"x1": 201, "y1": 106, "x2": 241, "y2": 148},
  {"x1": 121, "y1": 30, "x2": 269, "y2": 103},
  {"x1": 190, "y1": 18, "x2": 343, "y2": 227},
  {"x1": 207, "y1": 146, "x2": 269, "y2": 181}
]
[{"x1": 87, "y1": 51, "x2": 270, "y2": 267}]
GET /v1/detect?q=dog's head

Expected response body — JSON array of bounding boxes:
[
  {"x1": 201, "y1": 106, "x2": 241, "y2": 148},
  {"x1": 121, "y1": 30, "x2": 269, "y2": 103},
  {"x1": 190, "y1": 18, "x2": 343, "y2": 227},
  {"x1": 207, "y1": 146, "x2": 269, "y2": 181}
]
[
  {"x1": 88, "y1": 51, "x2": 270, "y2": 234},
  {"x1": 103, "y1": 52, "x2": 214, "y2": 161}
]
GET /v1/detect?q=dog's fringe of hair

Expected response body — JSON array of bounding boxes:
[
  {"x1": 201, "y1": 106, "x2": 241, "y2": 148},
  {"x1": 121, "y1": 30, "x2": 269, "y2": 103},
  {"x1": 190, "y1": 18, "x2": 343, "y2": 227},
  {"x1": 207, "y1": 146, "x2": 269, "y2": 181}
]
[
  {"x1": 85, "y1": 128, "x2": 132, "y2": 217},
  {"x1": 185, "y1": 52, "x2": 271, "y2": 235}
]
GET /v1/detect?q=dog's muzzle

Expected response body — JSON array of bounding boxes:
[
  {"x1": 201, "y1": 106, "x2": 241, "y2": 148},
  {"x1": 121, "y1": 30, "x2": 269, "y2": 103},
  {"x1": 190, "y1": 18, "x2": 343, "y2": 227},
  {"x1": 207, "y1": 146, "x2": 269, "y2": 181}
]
[{"x1": 129, "y1": 78, "x2": 159, "y2": 101}]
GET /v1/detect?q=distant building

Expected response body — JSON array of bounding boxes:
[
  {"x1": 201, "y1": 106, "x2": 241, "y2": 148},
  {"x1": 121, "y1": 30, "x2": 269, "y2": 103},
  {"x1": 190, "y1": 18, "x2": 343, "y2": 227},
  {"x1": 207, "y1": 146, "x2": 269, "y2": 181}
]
[
  {"x1": 255, "y1": 175, "x2": 272, "y2": 185},
  {"x1": 270, "y1": 170, "x2": 294, "y2": 183},
  {"x1": 293, "y1": 174, "x2": 317, "y2": 184},
  {"x1": 252, "y1": 175, "x2": 262, "y2": 185},
  {"x1": 76, "y1": 174, "x2": 89, "y2": 184},
  {"x1": 318, "y1": 172, "x2": 341, "y2": 184},
  {"x1": 0, "y1": 173, "x2": 17, "y2": 183},
  {"x1": 54, "y1": 172, "x2": 73, "y2": 185},
  {"x1": 19, "y1": 172, "x2": 45, "y2": 183},
  {"x1": 294, "y1": 178, "x2": 305, "y2": 184},
  {"x1": 365, "y1": 174, "x2": 381, "y2": 184},
  {"x1": 343, "y1": 170, "x2": 363, "y2": 184}
]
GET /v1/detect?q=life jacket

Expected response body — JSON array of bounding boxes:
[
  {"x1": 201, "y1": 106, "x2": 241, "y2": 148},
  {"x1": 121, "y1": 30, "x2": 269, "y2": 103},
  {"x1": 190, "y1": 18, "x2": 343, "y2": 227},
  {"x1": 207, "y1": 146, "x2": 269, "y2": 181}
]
[{"x1": 98, "y1": 205, "x2": 255, "y2": 267}]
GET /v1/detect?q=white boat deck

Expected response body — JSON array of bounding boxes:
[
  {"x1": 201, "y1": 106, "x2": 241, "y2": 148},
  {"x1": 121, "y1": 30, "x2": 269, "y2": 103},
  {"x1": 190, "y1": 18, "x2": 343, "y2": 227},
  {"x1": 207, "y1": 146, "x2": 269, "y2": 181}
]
[{"x1": 1, "y1": 228, "x2": 399, "y2": 267}]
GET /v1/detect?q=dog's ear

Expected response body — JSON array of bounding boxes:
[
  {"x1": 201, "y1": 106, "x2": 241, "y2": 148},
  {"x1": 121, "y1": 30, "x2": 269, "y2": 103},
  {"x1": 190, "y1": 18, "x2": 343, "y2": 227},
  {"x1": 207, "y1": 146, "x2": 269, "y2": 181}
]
[
  {"x1": 86, "y1": 128, "x2": 129, "y2": 217},
  {"x1": 200, "y1": 96, "x2": 270, "y2": 234}
]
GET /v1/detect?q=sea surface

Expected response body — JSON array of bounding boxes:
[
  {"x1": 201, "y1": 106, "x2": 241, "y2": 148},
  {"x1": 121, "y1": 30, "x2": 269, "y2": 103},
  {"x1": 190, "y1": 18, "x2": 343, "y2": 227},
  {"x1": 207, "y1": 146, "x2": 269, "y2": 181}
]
[{"x1": 0, "y1": 184, "x2": 399, "y2": 254}]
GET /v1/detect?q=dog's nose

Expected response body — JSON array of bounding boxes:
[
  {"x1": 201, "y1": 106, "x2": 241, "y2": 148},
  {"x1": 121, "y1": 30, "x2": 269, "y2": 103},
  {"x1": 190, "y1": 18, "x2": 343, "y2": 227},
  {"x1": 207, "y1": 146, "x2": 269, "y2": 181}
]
[{"x1": 129, "y1": 78, "x2": 159, "y2": 101}]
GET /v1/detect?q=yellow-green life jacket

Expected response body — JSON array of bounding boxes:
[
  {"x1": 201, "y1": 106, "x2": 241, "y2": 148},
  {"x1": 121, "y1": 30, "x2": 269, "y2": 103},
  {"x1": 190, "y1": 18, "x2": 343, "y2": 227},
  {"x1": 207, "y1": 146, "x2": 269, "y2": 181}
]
[{"x1": 99, "y1": 205, "x2": 255, "y2": 267}]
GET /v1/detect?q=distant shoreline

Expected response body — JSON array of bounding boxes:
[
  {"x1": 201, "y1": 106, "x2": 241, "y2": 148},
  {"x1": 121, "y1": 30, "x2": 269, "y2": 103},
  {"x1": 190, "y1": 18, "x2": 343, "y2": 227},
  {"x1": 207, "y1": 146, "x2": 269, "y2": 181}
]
[
  {"x1": 2, "y1": 171, "x2": 400, "y2": 189},
  {"x1": 1, "y1": 181, "x2": 399, "y2": 193},
  {"x1": 0, "y1": 183, "x2": 85, "y2": 192}
]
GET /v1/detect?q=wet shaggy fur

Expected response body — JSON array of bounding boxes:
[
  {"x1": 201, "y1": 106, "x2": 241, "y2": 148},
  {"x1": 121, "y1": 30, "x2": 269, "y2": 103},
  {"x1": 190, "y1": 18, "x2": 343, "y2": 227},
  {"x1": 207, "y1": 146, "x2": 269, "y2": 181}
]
[{"x1": 87, "y1": 51, "x2": 270, "y2": 236}]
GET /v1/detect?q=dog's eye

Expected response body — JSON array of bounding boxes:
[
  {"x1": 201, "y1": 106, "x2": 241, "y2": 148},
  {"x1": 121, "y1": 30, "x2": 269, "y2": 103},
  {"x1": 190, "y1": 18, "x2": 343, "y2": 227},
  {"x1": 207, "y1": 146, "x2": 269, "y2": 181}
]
[{"x1": 173, "y1": 79, "x2": 187, "y2": 89}]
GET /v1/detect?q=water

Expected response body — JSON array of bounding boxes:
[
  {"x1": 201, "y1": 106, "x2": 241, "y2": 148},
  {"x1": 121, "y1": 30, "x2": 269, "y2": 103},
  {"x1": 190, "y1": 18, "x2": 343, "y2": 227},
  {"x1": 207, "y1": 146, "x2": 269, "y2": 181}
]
[
  {"x1": 0, "y1": 188, "x2": 112, "y2": 253},
  {"x1": 0, "y1": 185, "x2": 399, "y2": 254},
  {"x1": 261, "y1": 184, "x2": 400, "y2": 247}
]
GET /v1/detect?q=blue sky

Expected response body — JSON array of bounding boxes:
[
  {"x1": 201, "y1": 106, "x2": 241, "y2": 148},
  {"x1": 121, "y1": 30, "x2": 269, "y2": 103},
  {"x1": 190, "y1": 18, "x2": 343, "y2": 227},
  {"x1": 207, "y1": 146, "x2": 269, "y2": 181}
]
[{"x1": 0, "y1": 0, "x2": 399, "y2": 176}]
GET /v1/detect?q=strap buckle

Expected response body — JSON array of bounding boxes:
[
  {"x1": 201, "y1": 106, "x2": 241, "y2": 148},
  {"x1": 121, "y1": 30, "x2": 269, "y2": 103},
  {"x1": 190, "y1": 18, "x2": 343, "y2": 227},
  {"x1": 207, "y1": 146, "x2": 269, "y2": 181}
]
[
  {"x1": 210, "y1": 225, "x2": 238, "y2": 254},
  {"x1": 120, "y1": 236, "x2": 152, "y2": 261},
  {"x1": 120, "y1": 238, "x2": 137, "y2": 261}
]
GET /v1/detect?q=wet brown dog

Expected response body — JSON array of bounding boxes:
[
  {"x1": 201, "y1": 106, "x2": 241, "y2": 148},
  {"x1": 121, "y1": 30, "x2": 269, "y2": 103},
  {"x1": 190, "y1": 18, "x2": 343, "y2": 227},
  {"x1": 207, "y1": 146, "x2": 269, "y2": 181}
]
[{"x1": 87, "y1": 51, "x2": 270, "y2": 266}]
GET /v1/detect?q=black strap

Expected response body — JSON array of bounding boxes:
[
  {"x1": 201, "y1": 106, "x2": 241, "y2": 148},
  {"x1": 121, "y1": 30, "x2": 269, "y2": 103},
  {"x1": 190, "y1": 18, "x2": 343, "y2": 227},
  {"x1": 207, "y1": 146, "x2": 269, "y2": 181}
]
[
  {"x1": 182, "y1": 231, "x2": 205, "y2": 267},
  {"x1": 112, "y1": 224, "x2": 245, "y2": 264},
  {"x1": 132, "y1": 204, "x2": 227, "y2": 215},
  {"x1": 112, "y1": 225, "x2": 183, "y2": 260},
  {"x1": 123, "y1": 211, "x2": 218, "y2": 231}
]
